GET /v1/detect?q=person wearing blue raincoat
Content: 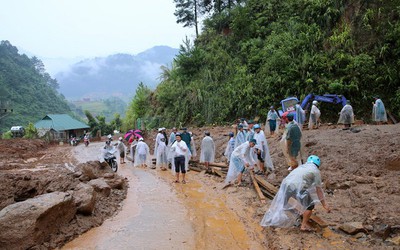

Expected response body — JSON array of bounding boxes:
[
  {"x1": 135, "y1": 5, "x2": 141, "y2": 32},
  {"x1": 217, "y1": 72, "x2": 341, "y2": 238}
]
[
  {"x1": 224, "y1": 132, "x2": 235, "y2": 163},
  {"x1": 234, "y1": 124, "x2": 247, "y2": 148},
  {"x1": 372, "y1": 97, "x2": 387, "y2": 124}
]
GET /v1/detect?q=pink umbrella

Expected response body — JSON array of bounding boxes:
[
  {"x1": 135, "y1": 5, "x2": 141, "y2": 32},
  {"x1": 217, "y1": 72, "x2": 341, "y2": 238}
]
[{"x1": 124, "y1": 129, "x2": 143, "y2": 141}]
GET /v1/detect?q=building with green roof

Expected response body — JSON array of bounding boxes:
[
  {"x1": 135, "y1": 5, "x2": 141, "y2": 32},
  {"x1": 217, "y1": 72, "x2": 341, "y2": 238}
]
[{"x1": 35, "y1": 114, "x2": 89, "y2": 142}]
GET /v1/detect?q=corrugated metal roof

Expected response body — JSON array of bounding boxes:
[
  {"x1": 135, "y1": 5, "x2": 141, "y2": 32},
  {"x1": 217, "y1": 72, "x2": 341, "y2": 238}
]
[{"x1": 34, "y1": 114, "x2": 89, "y2": 131}]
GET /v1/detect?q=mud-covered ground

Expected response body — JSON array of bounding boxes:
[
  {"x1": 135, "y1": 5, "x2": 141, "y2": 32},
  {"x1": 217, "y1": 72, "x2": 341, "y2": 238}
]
[
  {"x1": 0, "y1": 139, "x2": 128, "y2": 249},
  {"x1": 147, "y1": 124, "x2": 400, "y2": 249},
  {"x1": 1, "y1": 123, "x2": 399, "y2": 249}
]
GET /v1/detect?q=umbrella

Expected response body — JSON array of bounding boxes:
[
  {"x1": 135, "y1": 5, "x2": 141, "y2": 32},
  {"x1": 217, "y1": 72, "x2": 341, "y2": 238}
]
[{"x1": 124, "y1": 129, "x2": 143, "y2": 141}]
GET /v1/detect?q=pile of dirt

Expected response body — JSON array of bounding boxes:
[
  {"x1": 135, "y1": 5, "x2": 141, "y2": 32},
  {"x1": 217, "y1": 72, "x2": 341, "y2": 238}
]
[
  {"x1": 146, "y1": 124, "x2": 400, "y2": 249},
  {"x1": 0, "y1": 139, "x2": 128, "y2": 249}
]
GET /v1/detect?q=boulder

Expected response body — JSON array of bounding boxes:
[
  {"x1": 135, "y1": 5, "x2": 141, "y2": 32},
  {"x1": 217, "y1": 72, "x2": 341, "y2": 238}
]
[
  {"x1": 339, "y1": 222, "x2": 366, "y2": 235},
  {"x1": 104, "y1": 177, "x2": 125, "y2": 189},
  {"x1": 73, "y1": 183, "x2": 96, "y2": 215},
  {"x1": 88, "y1": 178, "x2": 111, "y2": 196},
  {"x1": 0, "y1": 192, "x2": 76, "y2": 249}
]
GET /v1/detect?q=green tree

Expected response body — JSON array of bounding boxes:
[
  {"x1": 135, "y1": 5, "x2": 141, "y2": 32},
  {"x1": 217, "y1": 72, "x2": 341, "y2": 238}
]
[{"x1": 24, "y1": 122, "x2": 38, "y2": 139}]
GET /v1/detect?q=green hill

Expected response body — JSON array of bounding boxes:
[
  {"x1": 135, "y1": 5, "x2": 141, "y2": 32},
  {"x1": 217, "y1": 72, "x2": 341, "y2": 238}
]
[
  {"x1": 0, "y1": 41, "x2": 72, "y2": 132},
  {"x1": 138, "y1": 0, "x2": 400, "y2": 126}
]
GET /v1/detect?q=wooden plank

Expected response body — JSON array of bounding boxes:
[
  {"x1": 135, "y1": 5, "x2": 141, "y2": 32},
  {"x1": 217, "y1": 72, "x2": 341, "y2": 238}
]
[
  {"x1": 310, "y1": 215, "x2": 328, "y2": 228},
  {"x1": 213, "y1": 168, "x2": 226, "y2": 178},
  {"x1": 288, "y1": 197, "x2": 329, "y2": 228},
  {"x1": 254, "y1": 175, "x2": 279, "y2": 195},
  {"x1": 189, "y1": 166, "x2": 203, "y2": 172},
  {"x1": 189, "y1": 160, "x2": 228, "y2": 168},
  {"x1": 250, "y1": 170, "x2": 266, "y2": 203},
  {"x1": 259, "y1": 187, "x2": 275, "y2": 200}
]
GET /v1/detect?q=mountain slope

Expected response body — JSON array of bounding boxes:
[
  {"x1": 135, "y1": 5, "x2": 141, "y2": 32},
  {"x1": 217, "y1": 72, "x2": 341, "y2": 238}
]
[
  {"x1": 0, "y1": 40, "x2": 71, "y2": 132},
  {"x1": 56, "y1": 46, "x2": 179, "y2": 100}
]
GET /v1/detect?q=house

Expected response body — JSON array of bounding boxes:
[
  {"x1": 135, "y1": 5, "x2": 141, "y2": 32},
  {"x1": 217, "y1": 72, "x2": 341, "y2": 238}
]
[{"x1": 35, "y1": 114, "x2": 89, "y2": 142}]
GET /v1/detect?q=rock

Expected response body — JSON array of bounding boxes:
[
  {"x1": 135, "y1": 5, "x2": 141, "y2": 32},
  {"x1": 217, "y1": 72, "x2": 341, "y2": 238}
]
[
  {"x1": 103, "y1": 173, "x2": 115, "y2": 179},
  {"x1": 88, "y1": 178, "x2": 111, "y2": 196},
  {"x1": 354, "y1": 232, "x2": 366, "y2": 239},
  {"x1": 354, "y1": 176, "x2": 373, "y2": 184},
  {"x1": 0, "y1": 192, "x2": 76, "y2": 249},
  {"x1": 336, "y1": 181, "x2": 354, "y2": 190},
  {"x1": 374, "y1": 224, "x2": 391, "y2": 240},
  {"x1": 387, "y1": 235, "x2": 400, "y2": 246},
  {"x1": 365, "y1": 225, "x2": 374, "y2": 231},
  {"x1": 104, "y1": 177, "x2": 125, "y2": 189},
  {"x1": 73, "y1": 183, "x2": 96, "y2": 215},
  {"x1": 73, "y1": 171, "x2": 83, "y2": 178},
  {"x1": 339, "y1": 222, "x2": 366, "y2": 235}
]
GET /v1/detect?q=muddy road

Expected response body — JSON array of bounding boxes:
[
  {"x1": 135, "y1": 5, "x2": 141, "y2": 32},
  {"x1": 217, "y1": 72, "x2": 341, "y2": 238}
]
[{"x1": 63, "y1": 142, "x2": 263, "y2": 250}]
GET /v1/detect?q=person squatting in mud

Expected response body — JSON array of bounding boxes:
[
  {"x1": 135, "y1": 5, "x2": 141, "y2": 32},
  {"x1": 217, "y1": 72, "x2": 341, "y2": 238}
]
[{"x1": 260, "y1": 155, "x2": 331, "y2": 232}]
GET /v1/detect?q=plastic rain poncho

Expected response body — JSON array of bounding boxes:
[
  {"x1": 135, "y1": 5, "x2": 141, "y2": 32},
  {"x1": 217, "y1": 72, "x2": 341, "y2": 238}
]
[
  {"x1": 99, "y1": 145, "x2": 116, "y2": 163},
  {"x1": 308, "y1": 104, "x2": 321, "y2": 129},
  {"x1": 338, "y1": 104, "x2": 354, "y2": 125},
  {"x1": 295, "y1": 104, "x2": 306, "y2": 127},
  {"x1": 246, "y1": 128, "x2": 255, "y2": 141},
  {"x1": 190, "y1": 133, "x2": 197, "y2": 157},
  {"x1": 200, "y1": 136, "x2": 215, "y2": 163},
  {"x1": 156, "y1": 140, "x2": 168, "y2": 168},
  {"x1": 253, "y1": 130, "x2": 274, "y2": 171},
  {"x1": 169, "y1": 132, "x2": 176, "y2": 145},
  {"x1": 265, "y1": 111, "x2": 280, "y2": 135},
  {"x1": 235, "y1": 130, "x2": 247, "y2": 148},
  {"x1": 225, "y1": 141, "x2": 257, "y2": 184},
  {"x1": 224, "y1": 137, "x2": 235, "y2": 162},
  {"x1": 260, "y1": 163, "x2": 323, "y2": 228},
  {"x1": 130, "y1": 140, "x2": 138, "y2": 162},
  {"x1": 286, "y1": 122, "x2": 302, "y2": 158},
  {"x1": 168, "y1": 140, "x2": 190, "y2": 174},
  {"x1": 372, "y1": 99, "x2": 387, "y2": 122},
  {"x1": 280, "y1": 121, "x2": 305, "y2": 166},
  {"x1": 154, "y1": 132, "x2": 165, "y2": 156},
  {"x1": 134, "y1": 141, "x2": 151, "y2": 167}
]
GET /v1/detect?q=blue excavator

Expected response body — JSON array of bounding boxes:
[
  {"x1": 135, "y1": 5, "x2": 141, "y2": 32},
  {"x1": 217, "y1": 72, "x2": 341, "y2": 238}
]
[{"x1": 278, "y1": 94, "x2": 347, "y2": 121}]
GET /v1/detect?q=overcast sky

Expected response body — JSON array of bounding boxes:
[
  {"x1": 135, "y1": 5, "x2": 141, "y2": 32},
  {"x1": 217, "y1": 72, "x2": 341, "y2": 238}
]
[{"x1": 0, "y1": 0, "x2": 195, "y2": 58}]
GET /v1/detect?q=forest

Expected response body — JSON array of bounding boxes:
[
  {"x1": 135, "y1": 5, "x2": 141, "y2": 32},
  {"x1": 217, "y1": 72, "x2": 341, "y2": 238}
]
[
  {"x1": 126, "y1": 0, "x2": 400, "y2": 128},
  {"x1": 0, "y1": 41, "x2": 72, "y2": 132}
]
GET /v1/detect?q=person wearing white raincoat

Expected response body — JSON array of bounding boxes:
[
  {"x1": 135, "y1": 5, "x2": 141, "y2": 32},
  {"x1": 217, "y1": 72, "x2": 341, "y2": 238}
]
[
  {"x1": 134, "y1": 138, "x2": 151, "y2": 168},
  {"x1": 156, "y1": 137, "x2": 168, "y2": 171},
  {"x1": 224, "y1": 132, "x2": 235, "y2": 163},
  {"x1": 169, "y1": 132, "x2": 190, "y2": 183},
  {"x1": 308, "y1": 100, "x2": 321, "y2": 129},
  {"x1": 260, "y1": 155, "x2": 331, "y2": 231},
  {"x1": 200, "y1": 131, "x2": 215, "y2": 171},
  {"x1": 295, "y1": 103, "x2": 306, "y2": 130},
  {"x1": 372, "y1": 97, "x2": 387, "y2": 124},
  {"x1": 338, "y1": 101, "x2": 354, "y2": 129},
  {"x1": 225, "y1": 139, "x2": 257, "y2": 186},
  {"x1": 235, "y1": 124, "x2": 247, "y2": 148},
  {"x1": 253, "y1": 124, "x2": 274, "y2": 174}
]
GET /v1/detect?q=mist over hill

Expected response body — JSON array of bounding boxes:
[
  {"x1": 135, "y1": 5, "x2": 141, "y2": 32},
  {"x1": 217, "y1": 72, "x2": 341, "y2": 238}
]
[{"x1": 56, "y1": 46, "x2": 179, "y2": 100}]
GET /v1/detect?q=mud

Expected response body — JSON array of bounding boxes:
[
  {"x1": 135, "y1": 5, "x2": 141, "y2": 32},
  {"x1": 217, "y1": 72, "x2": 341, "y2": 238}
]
[
  {"x1": 0, "y1": 123, "x2": 399, "y2": 249},
  {"x1": 0, "y1": 140, "x2": 127, "y2": 249},
  {"x1": 146, "y1": 124, "x2": 400, "y2": 249}
]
